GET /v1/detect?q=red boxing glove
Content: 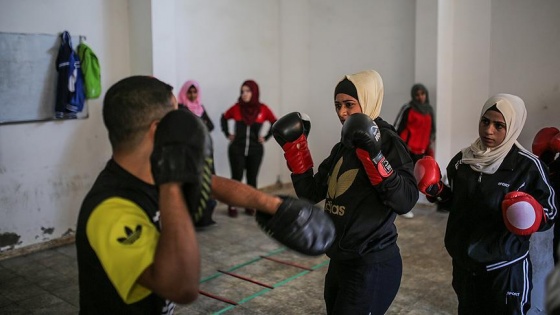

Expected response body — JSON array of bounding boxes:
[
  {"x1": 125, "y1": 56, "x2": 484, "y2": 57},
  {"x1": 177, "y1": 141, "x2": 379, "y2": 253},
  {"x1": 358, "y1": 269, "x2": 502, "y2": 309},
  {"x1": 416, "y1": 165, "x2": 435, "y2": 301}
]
[
  {"x1": 414, "y1": 156, "x2": 443, "y2": 197},
  {"x1": 501, "y1": 191, "x2": 544, "y2": 236},
  {"x1": 272, "y1": 112, "x2": 314, "y2": 174},
  {"x1": 532, "y1": 127, "x2": 560, "y2": 157},
  {"x1": 341, "y1": 113, "x2": 393, "y2": 186},
  {"x1": 550, "y1": 133, "x2": 560, "y2": 153},
  {"x1": 282, "y1": 134, "x2": 313, "y2": 174}
]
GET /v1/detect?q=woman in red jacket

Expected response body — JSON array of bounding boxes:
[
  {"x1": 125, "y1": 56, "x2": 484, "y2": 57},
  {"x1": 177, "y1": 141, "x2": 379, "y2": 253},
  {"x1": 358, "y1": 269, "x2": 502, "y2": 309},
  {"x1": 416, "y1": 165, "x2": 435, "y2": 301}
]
[
  {"x1": 221, "y1": 80, "x2": 277, "y2": 217},
  {"x1": 394, "y1": 84, "x2": 437, "y2": 218},
  {"x1": 394, "y1": 83, "x2": 436, "y2": 164}
]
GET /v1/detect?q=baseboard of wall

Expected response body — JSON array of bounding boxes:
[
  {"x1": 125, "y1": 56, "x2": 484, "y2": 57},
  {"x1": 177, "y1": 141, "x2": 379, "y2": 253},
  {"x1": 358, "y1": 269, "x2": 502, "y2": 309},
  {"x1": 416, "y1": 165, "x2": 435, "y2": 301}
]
[
  {"x1": 0, "y1": 234, "x2": 75, "y2": 261},
  {"x1": 0, "y1": 182, "x2": 295, "y2": 261}
]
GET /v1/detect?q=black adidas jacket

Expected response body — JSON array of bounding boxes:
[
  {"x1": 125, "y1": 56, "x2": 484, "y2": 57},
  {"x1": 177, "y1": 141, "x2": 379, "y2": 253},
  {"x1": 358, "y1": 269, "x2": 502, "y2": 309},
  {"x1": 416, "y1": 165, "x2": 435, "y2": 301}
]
[
  {"x1": 443, "y1": 145, "x2": 558, "y2": 272},
  {"x1": 292, "y1": 118, "x2": 418, "y2": 262}
]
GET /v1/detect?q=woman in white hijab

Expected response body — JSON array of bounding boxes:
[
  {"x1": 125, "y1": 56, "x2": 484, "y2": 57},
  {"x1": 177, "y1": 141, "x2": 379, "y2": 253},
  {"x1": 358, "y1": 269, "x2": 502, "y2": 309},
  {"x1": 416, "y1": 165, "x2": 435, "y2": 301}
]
[{"x1": 416, "y1": 93, "x2": 557, "y2": 314}]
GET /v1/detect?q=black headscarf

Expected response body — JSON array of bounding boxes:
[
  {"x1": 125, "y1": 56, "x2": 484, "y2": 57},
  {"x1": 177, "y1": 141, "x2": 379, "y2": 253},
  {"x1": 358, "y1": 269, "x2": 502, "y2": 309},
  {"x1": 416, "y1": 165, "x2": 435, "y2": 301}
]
[
  {"x1": 409, "y1": 83, "x2": 433, "y2": 115},
  {"x1": 334, "y1": 78, "x2": 359, "y2": 101}
]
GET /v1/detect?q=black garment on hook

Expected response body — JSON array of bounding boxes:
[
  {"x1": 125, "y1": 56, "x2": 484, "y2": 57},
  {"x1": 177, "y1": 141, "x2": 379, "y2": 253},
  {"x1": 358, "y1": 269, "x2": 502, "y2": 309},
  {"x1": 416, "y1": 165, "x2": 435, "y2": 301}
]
[{"x1": 55, "y1": 30, "x2": 85, "y2": 118}]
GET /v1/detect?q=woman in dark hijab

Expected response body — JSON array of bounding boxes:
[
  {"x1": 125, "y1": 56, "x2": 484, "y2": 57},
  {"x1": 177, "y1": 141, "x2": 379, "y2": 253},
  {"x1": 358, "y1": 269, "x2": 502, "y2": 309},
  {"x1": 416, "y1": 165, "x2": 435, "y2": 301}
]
[
  {"x1": 394, "y1": 83, "x2": 436, "y2": 164},
  {"x1": 221, "y1": 80, "x2": 277, "y2": 217}
]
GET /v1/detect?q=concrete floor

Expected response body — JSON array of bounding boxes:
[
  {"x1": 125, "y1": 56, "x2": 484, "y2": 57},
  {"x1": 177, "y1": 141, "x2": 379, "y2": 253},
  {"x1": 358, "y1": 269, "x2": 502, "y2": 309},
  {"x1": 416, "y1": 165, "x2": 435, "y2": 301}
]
[{"x1": 0, "y1": 186, "x2": 458, "y2": 314}]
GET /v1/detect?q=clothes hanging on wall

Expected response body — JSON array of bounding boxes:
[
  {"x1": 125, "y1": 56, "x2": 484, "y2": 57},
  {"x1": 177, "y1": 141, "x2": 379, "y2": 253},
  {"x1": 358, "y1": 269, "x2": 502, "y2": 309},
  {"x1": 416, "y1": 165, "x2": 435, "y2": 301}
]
[
  {"x1": 55, "y1": 30, "x2": 85, "y2": 119},
  {"x1": 77, "y1": 38, "x2": 101, "y2": 99}
]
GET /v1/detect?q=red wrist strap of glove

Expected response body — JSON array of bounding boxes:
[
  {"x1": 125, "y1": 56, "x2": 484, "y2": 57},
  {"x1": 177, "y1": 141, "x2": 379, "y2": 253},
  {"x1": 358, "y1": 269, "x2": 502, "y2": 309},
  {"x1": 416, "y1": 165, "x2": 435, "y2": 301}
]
[
  {"x1": 282, "y1": 134, "x2": 313, "y2": 174},
  {"x1": 356, "y1": 148, "x2": 393, "y2": 185}
]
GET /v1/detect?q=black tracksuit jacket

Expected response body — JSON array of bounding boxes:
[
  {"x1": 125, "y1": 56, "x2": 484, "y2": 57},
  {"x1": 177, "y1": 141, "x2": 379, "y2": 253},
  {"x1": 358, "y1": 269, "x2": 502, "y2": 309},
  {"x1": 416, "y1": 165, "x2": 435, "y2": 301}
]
[
  {"x1": 291, "y1": 118, "x2": 419, "y2": 262},
  {"x1": 443, "y1": 145, "x2": 558, "y2": 272}
]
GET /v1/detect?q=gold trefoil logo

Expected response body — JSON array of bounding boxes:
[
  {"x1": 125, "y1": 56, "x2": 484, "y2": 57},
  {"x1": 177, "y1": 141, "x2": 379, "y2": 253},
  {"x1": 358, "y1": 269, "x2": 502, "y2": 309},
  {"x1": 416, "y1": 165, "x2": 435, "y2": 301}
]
[{"x1": 325, "y1": 157, "x2": 358, "y2": 216}]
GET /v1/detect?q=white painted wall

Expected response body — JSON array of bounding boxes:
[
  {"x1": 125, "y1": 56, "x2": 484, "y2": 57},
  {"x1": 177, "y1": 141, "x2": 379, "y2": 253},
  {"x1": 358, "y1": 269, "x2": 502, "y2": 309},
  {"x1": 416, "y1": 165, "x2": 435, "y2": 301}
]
[
  {"x1": 415, "y1": 0, "x2": 438, "y2": 154},
  {"x1": 449, "y1": 0, "x2": 492, "y2": 159},
  {"x1": 0, "y1": 0, "x2": 415, "y2": 251},
  {"x1": 173, "y1": 0, "x2": 283, "y2": 185},
  {"x1": 171, "y1": 0, "x2": 416, "y2": 185},
  {"x1": 434, "y1": 0, "x2": 454, "y2": 172},
  {"x1": 151, "y1": 0, "x2": 177, "y2": 85},
  {"x1": 0, "y1": 0, "x2": 130, "y2": 250},
  {"x1": 1, "y1": 6, "x2": 559, "y2": 310},
  {"x1": 415, "y1": 0, "x2": 438, "y2": 101},
  {"x1": 128, "y1": 0, "x2": 152, "y2": 76},
  {"x1": 490, "y1": 0, "x2": 560, "y2": 148}
]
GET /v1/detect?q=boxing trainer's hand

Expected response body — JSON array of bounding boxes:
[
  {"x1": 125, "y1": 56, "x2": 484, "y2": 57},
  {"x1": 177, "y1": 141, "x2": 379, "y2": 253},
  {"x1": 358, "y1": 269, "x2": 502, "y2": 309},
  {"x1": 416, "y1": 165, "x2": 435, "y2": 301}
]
[
  {"x1": 271, "y1": 112, "x2": 313, "y2": 174},
  {"x1": 151, "y1": 109, "x2": 213, "y2": 222},
  {"x1": 256, "y1": 196, "x2": 335, "y2": 256},
  {"x1": 341, "y1": 113, "x2": 393, "y2": 185},
  {"x1": 501, "y1": 191, "x2": 544, "y2": 236},
  {"x1": 414, "y1": 156, "x2": 444, "y2": 197}
]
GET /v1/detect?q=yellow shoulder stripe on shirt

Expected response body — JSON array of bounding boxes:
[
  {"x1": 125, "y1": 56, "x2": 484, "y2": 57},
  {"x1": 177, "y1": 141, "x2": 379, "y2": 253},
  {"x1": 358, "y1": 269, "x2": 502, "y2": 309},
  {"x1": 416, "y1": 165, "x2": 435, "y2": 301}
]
[{"x1": 87, "y1": 197, "x2": 160, "y2": 304}]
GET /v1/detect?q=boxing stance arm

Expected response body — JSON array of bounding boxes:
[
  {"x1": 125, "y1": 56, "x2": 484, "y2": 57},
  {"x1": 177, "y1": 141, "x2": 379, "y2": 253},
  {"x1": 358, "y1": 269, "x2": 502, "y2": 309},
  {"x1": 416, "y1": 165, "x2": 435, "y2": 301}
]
[
  {"x1": 200, "y1": 109, "x2": 214, "y2": 132},
  {"x1": 138, "y1": 183, "x2": 200, "y2": 304},
  {"x1": 341, "y1": 114, "x2": 394, "y2": 186},
  {"x1": 504, "y1": 158, "x2": 559, "y2": 233},
  {"x1": 290, "y1": 138, "x2": 419, "y2": 216},
  {"x1": 425, "y1": 186, "x2": 453, "y2": 204},
  {"x1": 342, "y1": 114, "x2": 418, "y2": 213},
  {"x1": 141, "y1": 109, "x2": 218, "y2": 303},
  {"x1": 415, "y1": 156, "x2": 452, "y2": 203},
  {"x1": 372, "y1": 139, "x2": 419, "y2": 215},
  {"x1": 291, "y1": 150, "x2": 336, "y2": 204},
  {"x1": 212, "y1": 175, "x2": 335, "y2": 256},
  {"x1": 262, "y1": 105, "x2": 278, "y2": 141},
  {"x1": 211, "y1": 175, "x2": 282, "y2": 215},
  {"x1": 220, "y1": 113, "x2": 231, "y2": 138}
]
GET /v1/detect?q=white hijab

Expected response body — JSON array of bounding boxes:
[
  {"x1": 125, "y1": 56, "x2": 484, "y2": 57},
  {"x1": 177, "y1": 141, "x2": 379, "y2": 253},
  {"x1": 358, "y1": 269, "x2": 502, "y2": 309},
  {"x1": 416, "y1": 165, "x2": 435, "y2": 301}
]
[
  {"x1": 461, "y1": 93, "x2": 527, "y2": 174},
  {"x1": 344, "y1": 70, "x2": 384, "y2": 120}
]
